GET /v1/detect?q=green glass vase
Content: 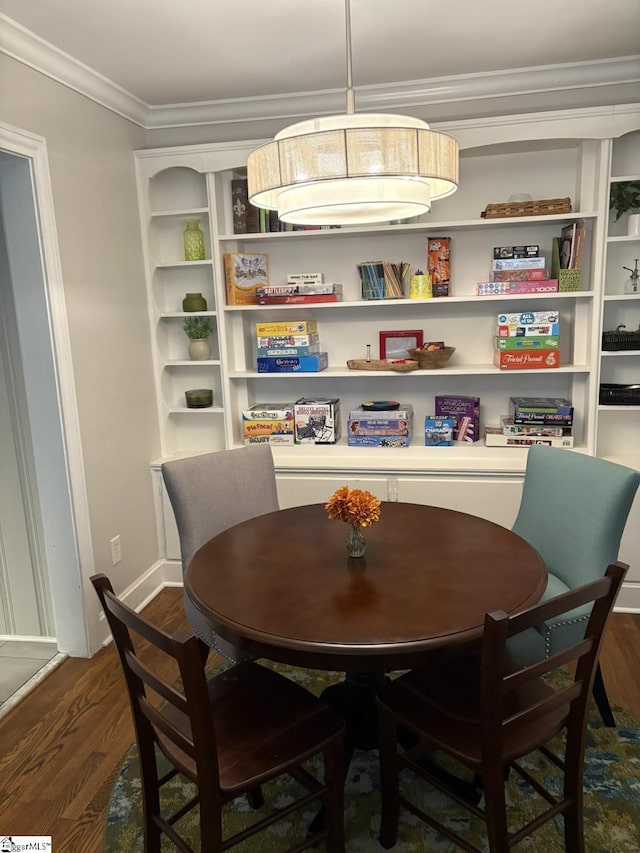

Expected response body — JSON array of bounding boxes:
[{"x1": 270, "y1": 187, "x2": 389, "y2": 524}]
[
  {"x1": 182, "y1": 292, "x2": 207, "y2": 312},
  {"x1": 183, "y1": 219, "x2": 205, "y2": 261}
]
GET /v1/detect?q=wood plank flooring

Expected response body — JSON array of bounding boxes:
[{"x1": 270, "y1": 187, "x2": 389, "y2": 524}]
[{"x1": 0, "y1": 587, "x2": 638, "y2": 852}]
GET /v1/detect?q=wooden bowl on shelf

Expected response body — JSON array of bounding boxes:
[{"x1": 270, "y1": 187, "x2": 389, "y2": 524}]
[
  {"x1": 347, "y1": 358, "x2": 419, "y2": 372},
  {"x1": 407, "y1": 346, "x2": 456, "y2": 369}
]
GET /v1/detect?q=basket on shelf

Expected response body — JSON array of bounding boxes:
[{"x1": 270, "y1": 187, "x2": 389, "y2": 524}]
[
  {"x1": 602, "y1": 325, "x2": 640, "y2": 351},
  {"x1": 551, "y1": 237, "x2": 581, "y2": 292},
  {"x1": 599, "y1": 383, "x2": 640, "y2": 405},
  {"x1": 407, "y1": 346, "x2": 456, "y2": 369},
  {"x1": 481, "y1": 197, "x2": 572, "y2": 219}
]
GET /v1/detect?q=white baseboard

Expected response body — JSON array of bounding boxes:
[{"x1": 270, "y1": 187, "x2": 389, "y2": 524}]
[
  {"x1": 94, "y1": 559, "x2": 183, "y2": 648},
  {"x1": 614, "y1": 581, "x2": 640, "y2": 614}
]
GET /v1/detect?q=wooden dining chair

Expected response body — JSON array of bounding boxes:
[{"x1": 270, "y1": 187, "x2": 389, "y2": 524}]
[
  {"x1": 376, "y1": 561, "x2": 627, "y2": 853},
  {"x1": 161, "y1": 445, "x2": 279, "y2": 662},
  {"x1": 91, "y1": 573, "x2": 345, "y2": 853},
  {"x1": 508, "y1": 445, "x2": 640, "y2": 726}
]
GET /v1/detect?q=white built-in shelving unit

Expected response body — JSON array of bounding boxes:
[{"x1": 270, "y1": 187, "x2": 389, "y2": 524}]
[
  {"x1": 135, "y1": 106, "x2": 640, "y2": 603},
  {"x1": 596, "y1": 129, "x2": 640, "y2": 475}
]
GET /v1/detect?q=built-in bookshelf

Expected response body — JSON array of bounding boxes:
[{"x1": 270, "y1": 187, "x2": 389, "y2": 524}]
[
  {"x1": 597, "y1": 128, "x2": 640, "y2": 472},
  {"x1": 135, "y1": 106, "x2": 640, "y2": 604}
]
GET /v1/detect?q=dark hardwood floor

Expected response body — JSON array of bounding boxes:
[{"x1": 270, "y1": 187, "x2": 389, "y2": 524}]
[{"x1": 0, "y1": 587, "x2": 638, "y2": 852}]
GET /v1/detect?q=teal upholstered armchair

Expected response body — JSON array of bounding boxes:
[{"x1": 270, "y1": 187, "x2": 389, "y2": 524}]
[
  {"x1": 161, "y1": 445, "x2": 280, "y2": 662},
  {"x1": 508, "y1": 445, "x2": 640, "y2": 725}
]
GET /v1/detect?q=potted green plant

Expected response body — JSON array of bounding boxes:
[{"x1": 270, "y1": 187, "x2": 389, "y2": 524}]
[
  {"x1": 183, "y1": 316, "x2": 213, "y2": 360},
  {"x1": 610, "y1": 180, "x2": 640, "y2": 236}
]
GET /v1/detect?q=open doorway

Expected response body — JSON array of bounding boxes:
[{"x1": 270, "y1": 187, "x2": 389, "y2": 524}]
[
  {"x1": 0, "y1": 126, "x2": 93, "y2": 713},
  {"x1": 0, "y1": 202, "x2": 54, "y2": 640},
  {"x1": 0, "y1": 151, "x2": 59, "y2": 709}
]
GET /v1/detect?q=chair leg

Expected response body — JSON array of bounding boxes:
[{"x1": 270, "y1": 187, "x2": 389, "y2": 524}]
[
  {"x1": 246, "y1": 787, "x2": 264, "y2": 809},
  {"x1": 563, "y1": 798, "x2": 586, "y2": 853},
  {"x1": 323, "y1": 736, "x2": 345, "y2": 853},
  {"x1": 592, "y1": 663, "x2": 616, "y2": 728},
  {"x1": 378, "y1": 705, "x2": 401, "y2": 849},
  {"x1": 482, "y1": 759, "x2": 510, "y2": 853},
  {"x1": 563, "y1": 733, "x2": 586, "y2": 853}
]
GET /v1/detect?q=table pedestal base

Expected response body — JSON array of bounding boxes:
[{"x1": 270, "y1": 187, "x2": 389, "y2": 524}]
[{"x1": 320, "y1": 672, "x2": 388, "y2": 752}]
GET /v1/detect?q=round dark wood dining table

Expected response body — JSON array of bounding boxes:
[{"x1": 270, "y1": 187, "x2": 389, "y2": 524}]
[
  {"x1": 186, "y1": 502, "x2": 546, "y2": 672},
  {"x1": 187, "y1": 501, "x2": 546, "y2": 808}
]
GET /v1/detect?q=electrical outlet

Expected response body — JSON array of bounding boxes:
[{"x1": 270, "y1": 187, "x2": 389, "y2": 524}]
[{"x1": 110, "y1": 534, "x2": 122, "y2": 565}]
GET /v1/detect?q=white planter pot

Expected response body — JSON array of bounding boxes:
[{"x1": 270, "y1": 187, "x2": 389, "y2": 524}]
[
  {"x1": 628, "y1": 213, "x2": 640, "y2": 237},
  {"x1": 188, "y1": 338, "x2": 211, "y2": 360}
]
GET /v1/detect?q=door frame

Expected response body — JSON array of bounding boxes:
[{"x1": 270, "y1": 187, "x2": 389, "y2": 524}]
[{"x1": 0, "y1": 121, "x2": 95, "y2": 656}]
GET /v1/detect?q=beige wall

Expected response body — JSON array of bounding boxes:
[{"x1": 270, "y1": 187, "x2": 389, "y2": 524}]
[{"x1": 0, "y1": 55, "x2": 161, "y2": 641}]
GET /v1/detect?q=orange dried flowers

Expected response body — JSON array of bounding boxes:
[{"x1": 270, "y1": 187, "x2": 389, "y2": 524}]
[{"x1": 325, "y1": 485, "x2": 381, "y2": 528}]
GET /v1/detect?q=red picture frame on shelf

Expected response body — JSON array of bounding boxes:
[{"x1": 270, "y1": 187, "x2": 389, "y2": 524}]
[{"x1": 379, "y1": 330, "x2": 423, "y2": 360}]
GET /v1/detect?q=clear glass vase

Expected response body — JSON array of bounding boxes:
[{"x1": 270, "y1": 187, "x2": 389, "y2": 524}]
[
  {"x1": 183, "y1": 219, "x2": 205, "y2": 261},
  {"x1": 346, "y1": 525, "x2": 366, "y2": 558}
]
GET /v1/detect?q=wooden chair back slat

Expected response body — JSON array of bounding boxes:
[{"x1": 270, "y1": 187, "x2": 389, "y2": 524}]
[
  {"x1": 377, "y1": 561, "x2": 628, "y2": 853},
  {"x1": 90, "y1": 572, "x2": 345, "y2": 853}
]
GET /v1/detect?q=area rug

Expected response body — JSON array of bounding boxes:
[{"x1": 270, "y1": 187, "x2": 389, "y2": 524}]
[{"x1": 105, "y1": 661, "x2": 640, "y2": 852}]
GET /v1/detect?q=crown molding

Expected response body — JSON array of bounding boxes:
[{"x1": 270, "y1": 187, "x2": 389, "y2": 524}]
[
  {"x1": 2, "y1": 14, "x2": 639, "y2": 130},
  {"x1": 0, "y1": 13, "x2": 149, "y2": 127}
]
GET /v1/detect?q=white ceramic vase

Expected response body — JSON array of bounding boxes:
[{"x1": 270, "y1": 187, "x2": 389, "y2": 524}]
[
  {"x1": 188, "y1": 338, "x2": 211, "y2": 360},
  {"x1": 627, "y1": 213, "x2": 640, "y2": 237}
]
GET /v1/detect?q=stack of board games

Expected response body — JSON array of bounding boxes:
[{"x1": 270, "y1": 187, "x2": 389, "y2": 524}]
[
  {"x1": 256, "y1": 272, "x2": 343, "y2": 305},
  {"x1": 484, "y1": 397, "x2": 574, "y2": 447},
  {"x1": 476, "y1": 245, "x2": 557, "y2": 296},
  {"x1": 242, "y1": 402, "x2": 295, "y2": 446},
  {"x1": 347, "y1": 404, "x2": 414, "y2": 447},
  {"x1": 493, "y1": 310, "x2": 560, "y2": 369},
  {"x1": 434, "y1": 395, "x2": 480, "y2": 442},
  {"x1": 254, "y1": 319, "x2": 328, "y2": 372},
  {"x1": 294, "y1": 398, "x2": 340, "y2": 444}
]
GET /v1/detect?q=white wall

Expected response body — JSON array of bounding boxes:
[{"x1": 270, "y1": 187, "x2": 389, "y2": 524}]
[{"x1": 0, "y1": 54, "x2": 161, "y2": 652}]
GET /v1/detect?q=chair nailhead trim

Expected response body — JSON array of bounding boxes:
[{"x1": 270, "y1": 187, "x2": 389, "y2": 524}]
[
  {"x1": 191, "y1": 625, "x2": 237, "y2": 662},
  {"x1": 544, "y1": 615, "x2": 588, "y2": 657}
]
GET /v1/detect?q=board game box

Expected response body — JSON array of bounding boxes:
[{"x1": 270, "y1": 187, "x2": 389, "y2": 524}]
[
  {"x1": 347, "y1": 418, "x2": 412, "y2": 436},
  {"x1": 224, "y1": 252, "x2": 269, "y2": 305},
  {"x1": 510, "y1": 397, "x2": 573, "y2": 417},
  {"x1": 494, "y1": 336, "x2": 559, "y2": 350},
  {"x1": 257, "y1": 352, "x2": 328, "y2": 373},
  {"x1": 294, "y1": 397, "x2": 340, "y2": 444},
  {"x1": 347, "y1": 434, "x2": 411, "y2": 447},
  {"x1": 424, "y1": 417, "x2": 455, "y2": 446},
  {"x1": 255, "y1": 320, "x2": 318, "y2": 336},
  {"x1": 434, "y1": 395, "x2": 480, "y2": 442},
  {"x1": 494, "y1": 350, "x2": 560, "y2": 369},
  {"x1": 243, "y1": 402, "x2": 295, "y2": 420}
]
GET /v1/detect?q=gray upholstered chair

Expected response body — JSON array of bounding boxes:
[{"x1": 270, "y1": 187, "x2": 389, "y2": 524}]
[
  {"x1": 508, "y1": 445, "x2": 640, "y2": 726},
  {"x1": 161, "y1": 445, "x2": 279, "y2": 662}
]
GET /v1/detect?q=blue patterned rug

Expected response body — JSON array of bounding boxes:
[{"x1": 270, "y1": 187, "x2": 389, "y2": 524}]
[{"x1": 105, "y1": 661, "x2": 640, "y2": 852}]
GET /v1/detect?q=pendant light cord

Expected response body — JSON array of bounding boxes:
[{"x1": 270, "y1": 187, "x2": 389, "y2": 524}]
[{"x1": 344, "y1": 0, "x2": 355, "y2": 115}]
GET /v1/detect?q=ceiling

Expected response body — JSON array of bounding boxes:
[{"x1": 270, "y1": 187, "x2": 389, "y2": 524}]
[{"x1": 1, "y1": 0, "x2": 639, "y2": 130}]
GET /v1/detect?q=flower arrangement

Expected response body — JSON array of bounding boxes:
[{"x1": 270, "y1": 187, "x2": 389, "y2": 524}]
[{"x1": 325, "y1": 485, "x2": 381, "y2": 528}]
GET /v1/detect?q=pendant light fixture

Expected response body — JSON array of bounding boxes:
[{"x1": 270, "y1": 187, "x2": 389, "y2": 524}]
[{"x1": 247, "y1": 0, "x2": 459, "y2": 226}]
